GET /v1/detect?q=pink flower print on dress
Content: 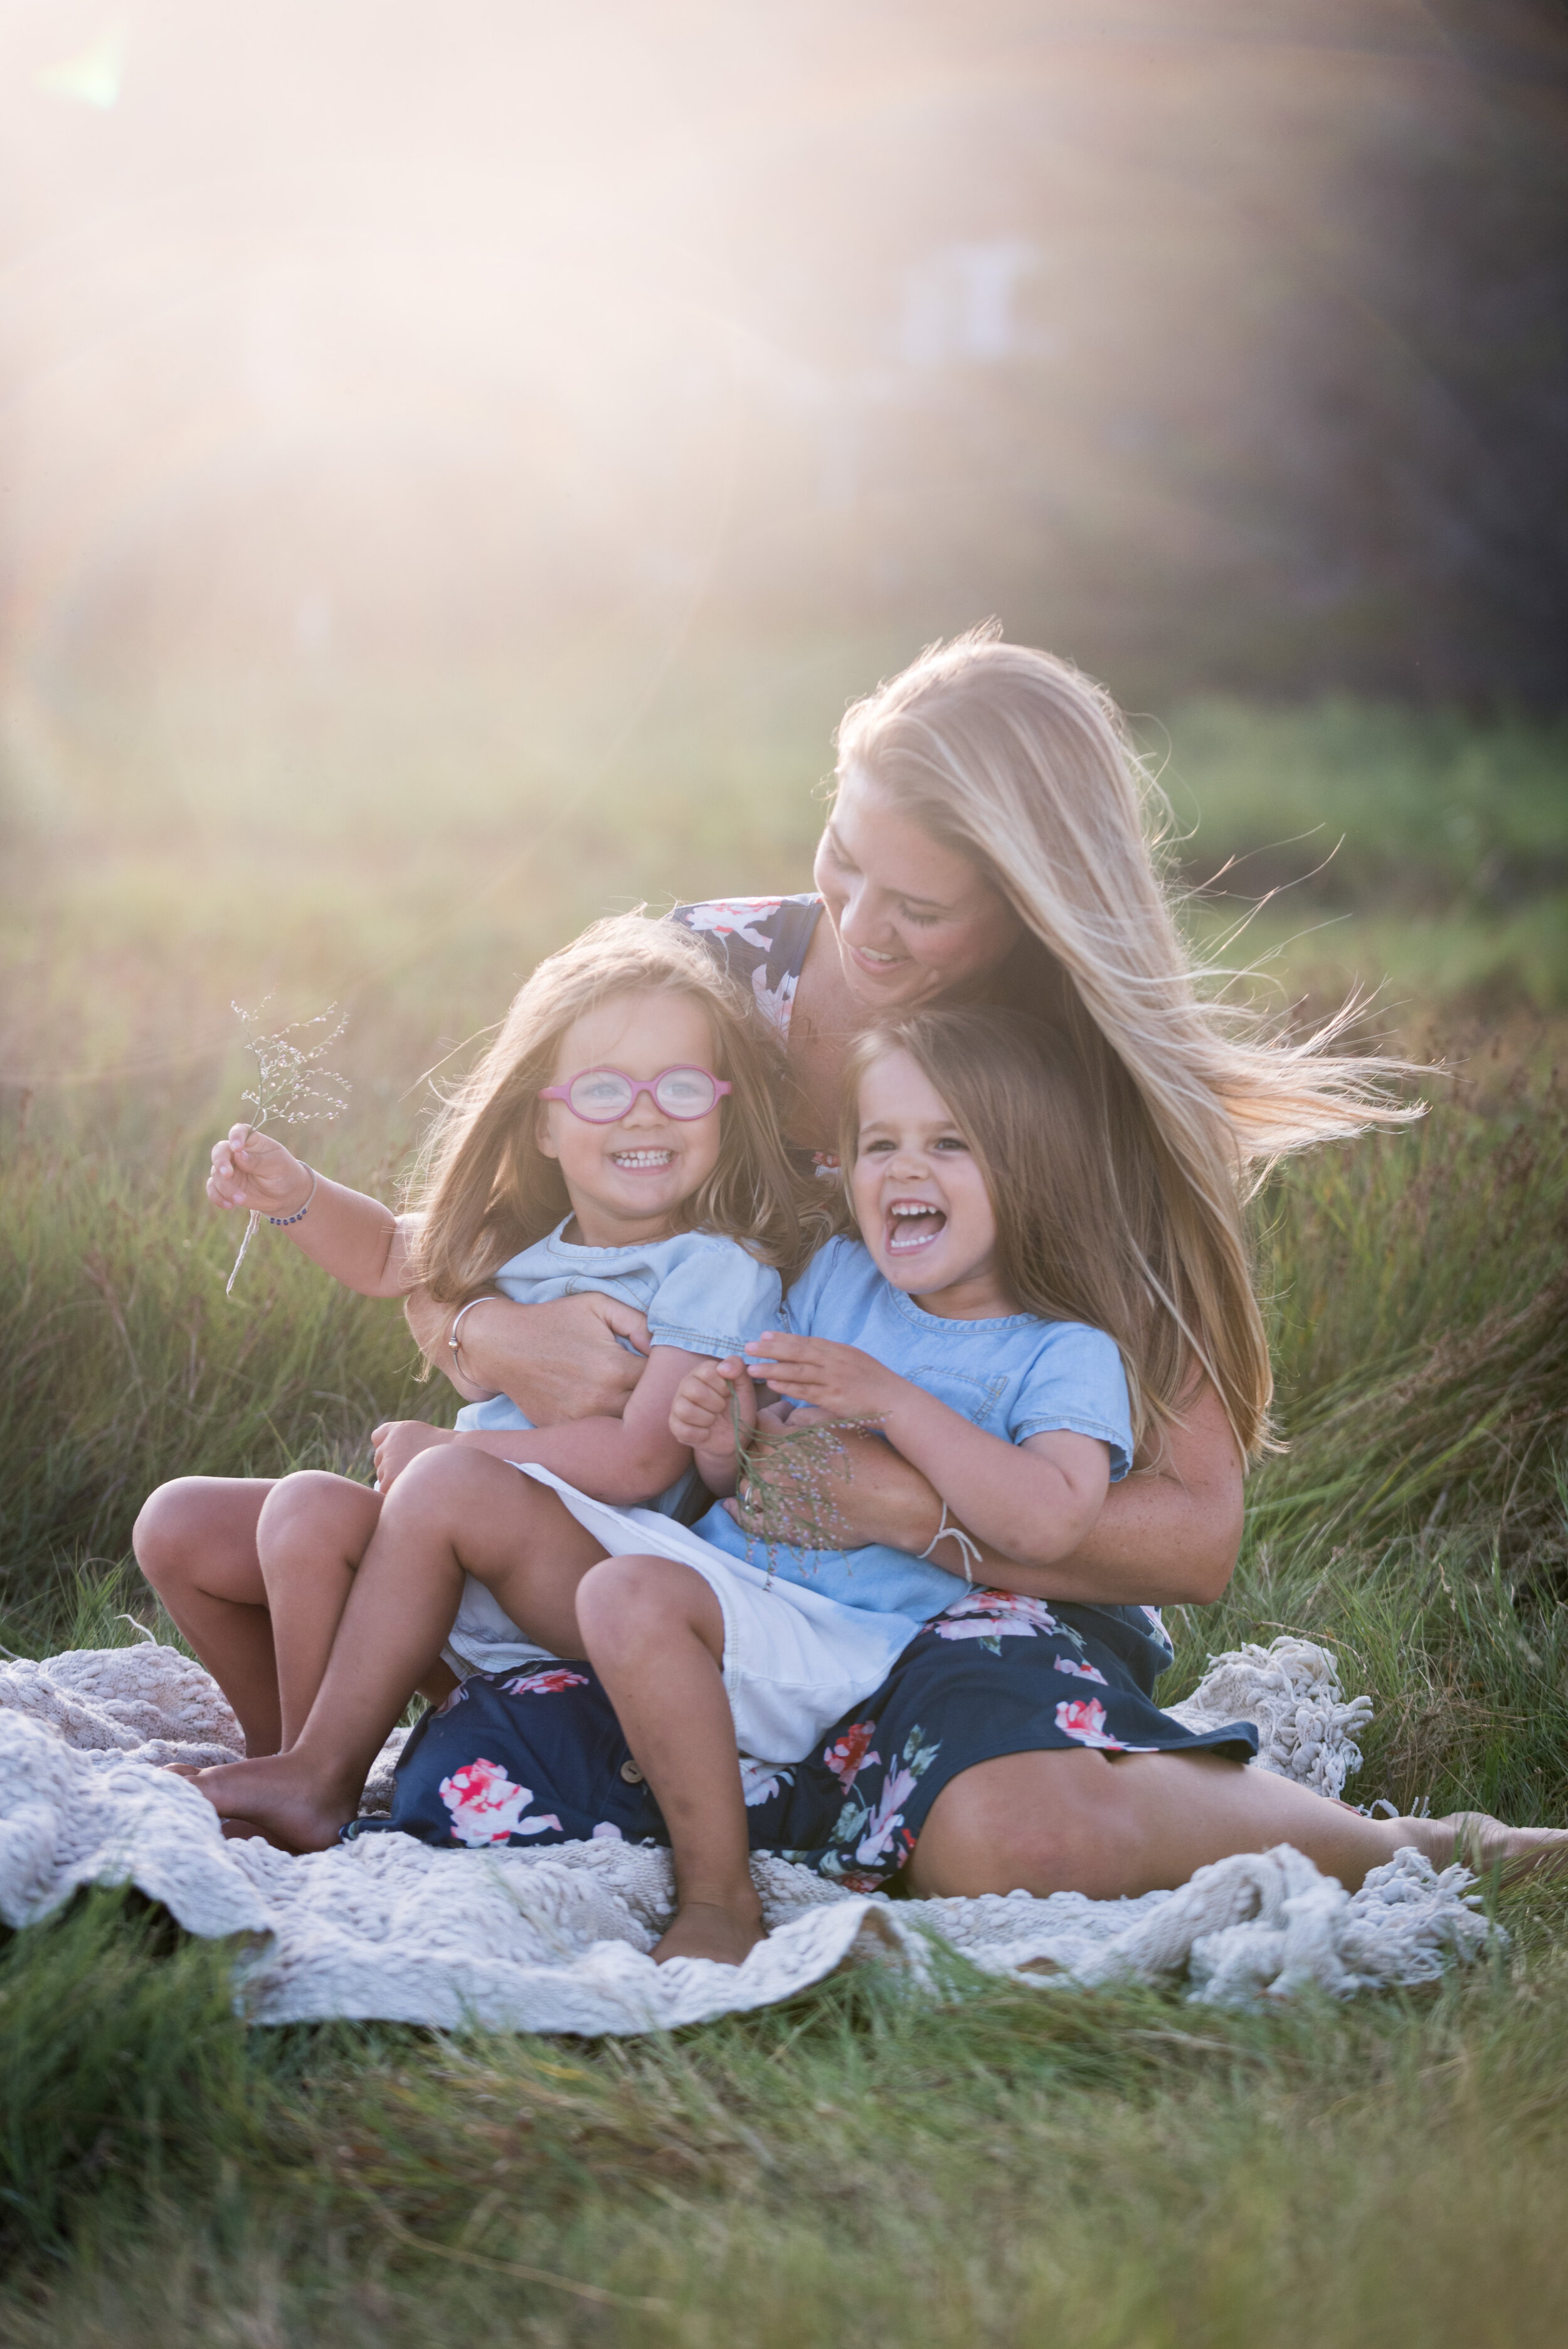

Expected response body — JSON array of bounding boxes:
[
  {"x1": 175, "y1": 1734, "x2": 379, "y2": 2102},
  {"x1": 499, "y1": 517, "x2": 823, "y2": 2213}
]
[
  {"x1": 933, "y1": 1589, "x2": 1062, "y2": 1643},
  {"x1": 830, "y1": 1866, "x2": 887, "y2": 1895},
  {"x1": 1053, "y1": 1698, "x2": 1125, "y2": 1750},
  {"x1": 438, "y1": 1756, "x2": 563, "y2": 1847},
  {"x1": 738, "y1": 1756, "x2": 795, "y2": 1808},
  {"x1": 823, "y1": 1721, "x2": 882, "y2": 1793},
  {"x1": 751, "y1": 965, "x2": 800, "y2": 1037},
  {"x1": 679, "y1": 898, "x2": 780, "y2": 953},
  {"x1": 856, "y1": 1764, "x2": 918, "y2": 1864},
  {"x1": 590, "y1": 1822, "x2": 623, "y2": 1840},
  {"x1": 497, "y1": 1668, "x2": 592, "y2": 1697},
  {"x1": 1054, "y1": 1656, "x2": 1108, "y2": 1684}
]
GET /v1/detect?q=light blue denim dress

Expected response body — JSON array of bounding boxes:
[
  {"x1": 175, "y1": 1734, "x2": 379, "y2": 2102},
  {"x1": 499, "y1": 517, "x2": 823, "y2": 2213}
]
[
  {"x1": 689, "y1": 1234, "x2": 1133, "y2": 1628},
  {"x1": 444, "y1": 1220, "x2": 782, "y2": 1672}
]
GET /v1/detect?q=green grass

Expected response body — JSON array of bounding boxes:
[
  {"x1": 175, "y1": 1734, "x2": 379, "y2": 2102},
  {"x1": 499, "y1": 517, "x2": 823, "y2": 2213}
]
[{"x1": 1, "y1": 674, "x2": 1566, "y2": 2340}]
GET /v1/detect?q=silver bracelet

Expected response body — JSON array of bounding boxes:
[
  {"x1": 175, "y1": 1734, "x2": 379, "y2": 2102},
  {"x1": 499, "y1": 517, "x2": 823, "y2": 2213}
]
[
  {"x1": 268, "y1": 1165, "x2": 318, "y2": 1227},
  {"x1": 448, "y1": 1295, "x2": 499, "y2": 1359}
]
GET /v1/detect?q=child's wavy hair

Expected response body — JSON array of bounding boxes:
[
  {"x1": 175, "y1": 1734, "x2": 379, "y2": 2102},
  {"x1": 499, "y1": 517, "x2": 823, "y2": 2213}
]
[
  {"x1": 840, "y1": 1006, "x2": 1157, "y2": 1452},
  {"x1": 410, "y1": 915, "x2": 818, "y2": 1302}
]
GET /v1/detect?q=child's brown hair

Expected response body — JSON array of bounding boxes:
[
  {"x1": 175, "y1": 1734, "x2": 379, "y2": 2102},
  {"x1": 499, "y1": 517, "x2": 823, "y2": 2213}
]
[
  {"x1": 841, "y1": 1005, "x2": 1154, "y2": 1450},
  {"x1": 412, "y1": 914, "x2": 819, "y2": 1302}
]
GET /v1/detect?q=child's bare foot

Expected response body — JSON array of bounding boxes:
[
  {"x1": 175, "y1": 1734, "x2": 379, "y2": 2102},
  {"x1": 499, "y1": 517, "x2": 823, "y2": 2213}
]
[
  {"x1": 220, "y1": 1816, "x2": 288, "y2": 1846},
  {"x1": 184, "y1": 1754, "x2": 356, "y2": 1854},
  {"x1": 652, "y1": 1899, "x2": 767, "y2": 1968}
]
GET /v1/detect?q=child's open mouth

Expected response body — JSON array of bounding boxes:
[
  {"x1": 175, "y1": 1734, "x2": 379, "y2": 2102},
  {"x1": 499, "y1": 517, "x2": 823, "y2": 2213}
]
[
  {"x1": 610, "y1": 1148, "x2": 675, "y2": 1171},
  {"x1": 886, "y1": 1199, "x2": 946, "y2": 1253}
]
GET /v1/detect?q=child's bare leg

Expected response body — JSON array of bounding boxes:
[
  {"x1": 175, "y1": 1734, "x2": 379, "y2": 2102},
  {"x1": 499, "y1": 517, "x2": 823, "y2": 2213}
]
[
  {"x1": 132, "y1": 1476, "x2": 280, "y2": 1754},
  {"x1": 189, "y1": 1448, "x2": 605, "y2": 1850},
  {"x1": 575, "y1": 1556, "x2": 764, "y2": 1967},
  {"x1": 256, "y1": 1472, "x2": 386, "y2": 1747}
]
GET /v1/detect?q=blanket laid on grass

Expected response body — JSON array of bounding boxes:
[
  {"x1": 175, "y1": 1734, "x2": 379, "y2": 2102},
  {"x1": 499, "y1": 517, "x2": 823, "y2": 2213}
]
[{"x1": 0, "y1": 1635, "x2": 1491, "y2": 2031}]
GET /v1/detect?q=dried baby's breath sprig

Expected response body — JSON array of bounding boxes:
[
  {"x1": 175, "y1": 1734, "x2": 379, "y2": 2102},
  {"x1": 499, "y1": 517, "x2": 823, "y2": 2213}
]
[
  {"x1": 225, "y1": 997, "x2": 350, "y2": 1295},
  {"x1": 731, "y1": 1391, "x2": 883, "y2": 1583}
]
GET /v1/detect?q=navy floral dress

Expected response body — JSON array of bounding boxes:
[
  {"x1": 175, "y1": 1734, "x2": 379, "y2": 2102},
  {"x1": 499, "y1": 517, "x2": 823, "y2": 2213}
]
[{"x1": 351, "y1": 894, "x2": 1258, "y2": 1887}]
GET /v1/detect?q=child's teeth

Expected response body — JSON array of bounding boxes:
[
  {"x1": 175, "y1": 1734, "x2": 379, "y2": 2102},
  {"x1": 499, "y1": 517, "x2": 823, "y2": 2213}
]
[{"x1": 887, "y1": 1203, "x2": 944, "y2": 1251}]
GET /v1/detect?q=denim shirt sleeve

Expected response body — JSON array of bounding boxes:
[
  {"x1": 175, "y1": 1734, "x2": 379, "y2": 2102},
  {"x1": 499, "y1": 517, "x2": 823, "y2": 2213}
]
[
  {"x1": 1010, "y1": 1324, "x2": 1135, "y2": 1481},
  {"x1": 645, "y1": 1238, "x2": 785, "y2": 1359}
]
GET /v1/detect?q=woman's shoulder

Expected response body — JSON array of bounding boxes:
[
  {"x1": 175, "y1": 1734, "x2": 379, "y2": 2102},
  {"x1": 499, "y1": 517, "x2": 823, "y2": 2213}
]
[
  {"x1": 667, "y1": 895, "x2": 824, "y2": 1027},
  {"x1": 669, "y1": 893, "x2": 821, "y2": 948}
]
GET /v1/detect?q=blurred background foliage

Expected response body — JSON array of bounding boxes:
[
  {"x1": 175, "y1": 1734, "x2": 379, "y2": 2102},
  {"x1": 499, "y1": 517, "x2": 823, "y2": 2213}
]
[
  {"x1": 1, "y1": 0, "x2": 1564, "y2": 1606},
  {"x1": 1, "y1": 13, "x2": 1567, "y2": 2335}
]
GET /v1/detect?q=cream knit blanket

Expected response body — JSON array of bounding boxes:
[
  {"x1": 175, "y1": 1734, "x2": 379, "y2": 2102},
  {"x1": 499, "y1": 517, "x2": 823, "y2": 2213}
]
[{"x1": 0, "y1": 1635, "x2": 1490, "y2": 2030}]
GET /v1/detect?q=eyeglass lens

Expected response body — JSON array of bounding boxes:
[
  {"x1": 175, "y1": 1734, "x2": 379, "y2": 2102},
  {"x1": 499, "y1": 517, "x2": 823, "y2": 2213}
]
[{"x1": 564, "y1": 1067, "x2": 721, "y2": 1120}]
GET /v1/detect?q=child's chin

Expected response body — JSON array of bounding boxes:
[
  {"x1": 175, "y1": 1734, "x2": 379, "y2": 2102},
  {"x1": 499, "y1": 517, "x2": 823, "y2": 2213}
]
[{"x1": 871, "y1": 1241, "x2": 945, "y2": 1291}]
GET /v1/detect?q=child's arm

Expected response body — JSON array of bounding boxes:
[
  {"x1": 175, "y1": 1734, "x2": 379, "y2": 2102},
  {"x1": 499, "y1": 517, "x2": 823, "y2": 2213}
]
[
  {"x1": 746, "y1": 1332, "x2": 1110, "y2": 1569},
  {"x1": 375, "y1": 1345, "x2": 701, "y2": 1505},
  {"x1": 208, "y1": 1123, "x2": 415, "y2": 1296},
  {"x1": 668, "y1": 1355, "x2": 782, "y2": 1495}
]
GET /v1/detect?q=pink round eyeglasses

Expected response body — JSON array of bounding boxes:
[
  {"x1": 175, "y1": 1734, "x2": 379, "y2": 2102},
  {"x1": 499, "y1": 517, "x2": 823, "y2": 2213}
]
[{"x1": 538, "y1": 1066, "x2": 733, "y2": 1123}]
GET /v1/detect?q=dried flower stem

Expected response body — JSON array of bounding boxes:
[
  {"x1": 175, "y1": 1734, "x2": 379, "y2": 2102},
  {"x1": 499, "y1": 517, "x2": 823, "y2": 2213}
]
[
  {"x1": 225, "y1": 999, "x2": 350, "y2": 1296},
  {"x1": 730, "y1": 1389, "x2": 883, "y2": 1581}
]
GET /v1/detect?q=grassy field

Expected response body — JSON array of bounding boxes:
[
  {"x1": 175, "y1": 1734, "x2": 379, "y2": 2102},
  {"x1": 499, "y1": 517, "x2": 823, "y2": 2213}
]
[{"x1": 0, "y1": 660, "x2": 1565, "y2": 2343}]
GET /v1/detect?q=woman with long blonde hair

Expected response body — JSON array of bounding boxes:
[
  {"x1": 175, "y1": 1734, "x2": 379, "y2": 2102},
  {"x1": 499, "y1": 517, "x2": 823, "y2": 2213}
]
[{"x1": 139, "y1": 631, "x2": 1567, "y2": 1893}]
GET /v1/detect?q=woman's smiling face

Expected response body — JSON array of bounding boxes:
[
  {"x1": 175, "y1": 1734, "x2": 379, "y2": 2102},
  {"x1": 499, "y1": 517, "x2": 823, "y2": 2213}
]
[{"x1": 813, "y1": 766, "x2": 1023, "y2": 1012}]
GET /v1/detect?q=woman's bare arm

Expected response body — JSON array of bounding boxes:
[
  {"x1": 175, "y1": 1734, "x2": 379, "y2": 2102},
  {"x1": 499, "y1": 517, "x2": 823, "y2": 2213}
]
[
  {"x1": 744, "y1": 1377, "x2": 1242, "y2": 1606},
  {"x1": 404, "y1": 1286, "x2": 652, "y2": 1420}
]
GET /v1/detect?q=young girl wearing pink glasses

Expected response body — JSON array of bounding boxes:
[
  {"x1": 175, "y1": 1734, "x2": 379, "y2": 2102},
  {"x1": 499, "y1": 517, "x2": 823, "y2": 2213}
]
[{"x1": 139, "y1": 915, "x2": 852, "y2": 1789}]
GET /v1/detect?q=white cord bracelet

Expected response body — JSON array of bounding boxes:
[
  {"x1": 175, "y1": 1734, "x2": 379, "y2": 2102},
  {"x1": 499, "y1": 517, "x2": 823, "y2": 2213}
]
[
  {"x1": 920, "y1": 1508, "x2": 983, "y2": 1587},
  {"x1": 448, "y1": 1295, "x2": 499, "y2": 1361},
  {"x1": 267, "y1": 1166, "x2": 318, "y2": 1227}
]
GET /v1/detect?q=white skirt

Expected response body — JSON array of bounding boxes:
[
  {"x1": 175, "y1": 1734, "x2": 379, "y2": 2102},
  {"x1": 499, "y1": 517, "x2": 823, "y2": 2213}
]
[{"x1": 443, "y1": 1461, "x2": 919, "y2": 1767}]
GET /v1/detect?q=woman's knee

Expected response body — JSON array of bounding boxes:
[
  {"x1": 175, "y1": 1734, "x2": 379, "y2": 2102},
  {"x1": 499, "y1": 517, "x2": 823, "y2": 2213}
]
[{"x1": 906, "y1": 1750, "x2": 1135, "y2": 1898}]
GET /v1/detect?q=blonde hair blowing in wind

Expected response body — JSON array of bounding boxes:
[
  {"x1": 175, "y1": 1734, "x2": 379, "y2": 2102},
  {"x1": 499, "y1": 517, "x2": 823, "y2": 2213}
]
[
  {"x1": 410, "y1": 915, "x2": 817, "y2": 1305},
  {"x1": 834, "y1": 629, "x2": 1418, "y2": 1458}
]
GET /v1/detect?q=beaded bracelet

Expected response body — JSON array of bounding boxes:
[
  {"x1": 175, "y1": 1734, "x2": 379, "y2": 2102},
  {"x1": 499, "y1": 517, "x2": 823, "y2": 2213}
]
[{"x1": 268, "y1": 1165, "x2": 318, "y2": 1227}]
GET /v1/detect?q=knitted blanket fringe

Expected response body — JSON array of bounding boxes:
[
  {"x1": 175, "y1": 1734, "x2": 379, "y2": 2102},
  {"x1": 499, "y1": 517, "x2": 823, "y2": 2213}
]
[{"x1": 0, "y1": 1635, "x2": 1491, "y2": 2032}]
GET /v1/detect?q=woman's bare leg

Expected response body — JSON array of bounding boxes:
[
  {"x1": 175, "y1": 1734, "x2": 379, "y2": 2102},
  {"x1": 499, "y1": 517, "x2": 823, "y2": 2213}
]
[
  {"x1": 575, "y1": 1554, "x2": 763, "y2": 1966},
  {"x1": 132, "y1": 1477, "x2": 280, "y2": 1754},
  {"x1": 904, "y1": 1746, "x2": 1568, "y2": 1901},
  {"x1": 188, "y1": 1446, "x2": 605, "y2": 1850}
]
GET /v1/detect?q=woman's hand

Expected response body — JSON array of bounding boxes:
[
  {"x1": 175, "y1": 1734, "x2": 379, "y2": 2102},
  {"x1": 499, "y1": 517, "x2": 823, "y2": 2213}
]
[
  {"x1": 405, "y1": 1288, "x2": 651, "y2": 1420},
  {"x1": 745, "y1": 1332, "x2": 902, "y2": 1423},
  {"x1": 371, "y1": 1420, "x2": 458, "y2": 1492},
  {"x1": 721, "y1": 1419, "x2": 923, "y2": 1547},
  {"x1": 207, "y1": 1124, "x2": 312, "y2": 1219}
]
